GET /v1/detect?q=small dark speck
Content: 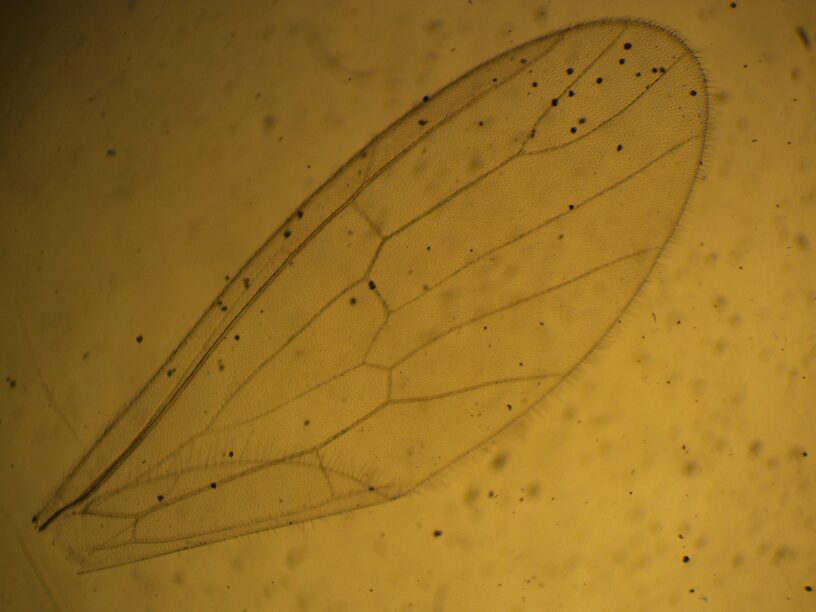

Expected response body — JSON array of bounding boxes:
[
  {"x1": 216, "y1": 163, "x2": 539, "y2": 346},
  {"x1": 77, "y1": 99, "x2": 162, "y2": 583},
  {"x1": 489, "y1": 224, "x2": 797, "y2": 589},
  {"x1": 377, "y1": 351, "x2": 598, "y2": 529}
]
[
  {"x1": 106, "y1": 149, "x2": 116, "y2": 157},
  {"x1": 570, "y1": 126, "x2": 577, "y2": 134},
  {"x1": 806, "y1": 585, "x2": 813, "y2": 592},
  {"x1": 297, "y1": 210, "x2": 304, "y2": 219},
  {"x1": 304, "y1": 419, "x2": 310, "y2": 426},
  {"x1": 730, "y1": 1, "x2": 737, "y2": 7},
  {"x1": 210, "y1": 482, "x2": 217, "y2": 489},
  {"x1": 619, "y1": 58, "x2": 625, "y2": 65},
  {"x1": 683, "y1": 555, "x2": 690, "y2": 563},
  {"x1": 579, "y1": 117, "x2": 586, "y2": 124},
  {"x1": 422, "y1": 95, "x2": 430, "y2": 102},
  {"x1": 284, "y1": 229, "x2": 292, "y2": 238},
  {"x1": 6, "y1": 377, "x2": 16, "y2": 389},
  {"x1": 596, "y1": 77, "x2": 604, "y2": 84},
  {"x1": 234, "y1": 334, "x2": 240, "y2": 341},
  {"x1": 532, "y1": 81, "x2": 538, "y2": 87},
  {"x1": 350, "y1": 297, "x2": 357, "y2": 305},
  {"x1": 568, "y1": 90, "x2": 574, "y2": 97},
  {"x1": 551, "y1": 98, "x2": 558, "y2": 107},
  {"x1": 798, "y1": 26, "x2": 812, "y2": 49},
  {"x1": 433, "y1": 529, "x2": 443, "y2": 538},
  {"x1": 418, "y1": 119, "x2": 428, "y2": 126},
  {"x1": 659, "y1": 66, "x2": 667, "y2": 74},
  {"x1": 228, "y1": 451, "x2": 234, "y2": 457},
  {"x1": 136, "y1": 335, "x2": 143, "y2": 343},
  {"x1": 166, "y1": 368, "x2": 176, "y2": 378},
  {"x1": 568, "y1": 204, "x2": 575, "y2": 210},
  {"x1": 624, "y1": 42, "x2": 632, "y2": 50},
  {"x1": 243, "y1": 277, "x2": 251, "y2": 289},
  {"x1": 617, "y1": 144, "x2": 623, "y2": 151},
  {"x1": 368, "y1": 280, "x2": 377, "y2": 289},
  {"x1": 221, "y1": 305, "x2": 228, "y2": 312},
  {"x1": 157, "y1": 495, "x2": 164, "y2": 502},
  {"x1": 690, "y1": 89, "x2": 698, "y2": 96},
  {"x1": 566, "y1": 67, "x2": 574, "y2": 75}
]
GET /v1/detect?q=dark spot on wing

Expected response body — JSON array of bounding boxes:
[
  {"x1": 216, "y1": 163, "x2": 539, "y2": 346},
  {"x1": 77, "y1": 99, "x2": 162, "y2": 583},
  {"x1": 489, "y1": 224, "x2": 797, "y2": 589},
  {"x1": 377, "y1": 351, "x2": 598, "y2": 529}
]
[
  {"x1": 263, "y1": 114, "x2": 277, "y2": 132},
  {"x1": 797, "y1": 26, "x2": 812, "y2": 49}
]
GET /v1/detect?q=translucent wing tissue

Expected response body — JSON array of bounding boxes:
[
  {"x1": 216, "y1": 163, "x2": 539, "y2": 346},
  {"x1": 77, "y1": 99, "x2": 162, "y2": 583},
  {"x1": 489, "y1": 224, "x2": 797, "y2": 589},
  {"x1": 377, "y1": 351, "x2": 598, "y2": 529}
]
[{"x1": 35, "y1": 18, "x2": 708, "y2": 571}]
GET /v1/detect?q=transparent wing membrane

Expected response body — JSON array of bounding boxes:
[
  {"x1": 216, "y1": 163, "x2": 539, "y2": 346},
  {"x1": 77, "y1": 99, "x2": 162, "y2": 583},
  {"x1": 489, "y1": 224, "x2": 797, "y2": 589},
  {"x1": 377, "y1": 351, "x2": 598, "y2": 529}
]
[{"x1": 35, "y1": 19, "x2": 708, "y2": 571}]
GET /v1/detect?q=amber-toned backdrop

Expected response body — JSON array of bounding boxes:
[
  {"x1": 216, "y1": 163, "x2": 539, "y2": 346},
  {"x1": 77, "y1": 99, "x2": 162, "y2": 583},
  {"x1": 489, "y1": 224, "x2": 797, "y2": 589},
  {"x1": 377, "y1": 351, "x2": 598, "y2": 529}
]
[{"x1": 1, "y1": 1, "x2": 814, "y2": 610}]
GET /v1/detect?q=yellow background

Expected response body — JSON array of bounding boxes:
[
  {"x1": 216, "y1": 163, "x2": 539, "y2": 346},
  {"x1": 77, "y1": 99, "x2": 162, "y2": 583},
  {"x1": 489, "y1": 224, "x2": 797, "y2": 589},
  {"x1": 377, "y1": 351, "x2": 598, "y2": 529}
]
[{"x1": 1, "y1": 0, "x2": 814, "y2": 610}]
